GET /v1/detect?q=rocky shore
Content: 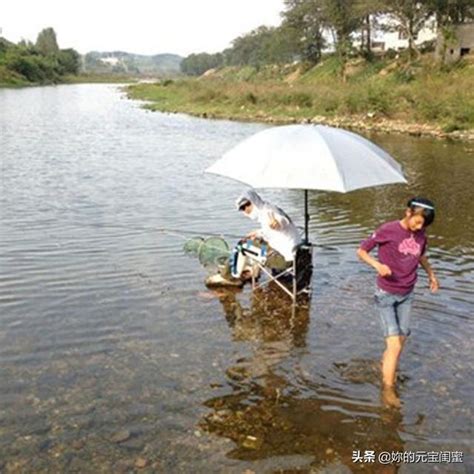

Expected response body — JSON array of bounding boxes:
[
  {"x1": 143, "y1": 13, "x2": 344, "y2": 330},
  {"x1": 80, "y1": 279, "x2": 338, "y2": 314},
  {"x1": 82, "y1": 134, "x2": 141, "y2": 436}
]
[{"x1": 159, "y1": 108, "x2": 474, "y2": 142}]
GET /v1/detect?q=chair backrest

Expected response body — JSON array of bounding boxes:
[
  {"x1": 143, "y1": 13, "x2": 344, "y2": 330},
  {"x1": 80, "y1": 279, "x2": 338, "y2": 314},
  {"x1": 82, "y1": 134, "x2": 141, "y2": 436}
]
[{"x1": 294, "y1": 243, "x2": 313, "y2": 291}]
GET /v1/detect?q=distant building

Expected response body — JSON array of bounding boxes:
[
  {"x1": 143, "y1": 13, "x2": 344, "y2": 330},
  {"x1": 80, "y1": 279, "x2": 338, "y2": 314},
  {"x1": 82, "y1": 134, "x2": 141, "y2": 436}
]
[
  {"x1": 368, "y1": 16, "x2": 437, "y2": 52},
  {"x1": 331, "y1": 15, "x2": 473, "y2": 60},
  {"x1": 436, "y1": 23, "x2": 474, "y2": 62},
  {"x1": 100, "y1": 57, "x2": 120, "y2": 66},
  {"x1": 98, "y1": 55, "x2": 129, "y2": 72}
]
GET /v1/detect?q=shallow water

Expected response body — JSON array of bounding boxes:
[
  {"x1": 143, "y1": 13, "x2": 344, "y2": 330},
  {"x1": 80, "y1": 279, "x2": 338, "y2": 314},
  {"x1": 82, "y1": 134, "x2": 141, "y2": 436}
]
[{"x1": 0, "y1": 84, "x2": 473, "y2": 473}]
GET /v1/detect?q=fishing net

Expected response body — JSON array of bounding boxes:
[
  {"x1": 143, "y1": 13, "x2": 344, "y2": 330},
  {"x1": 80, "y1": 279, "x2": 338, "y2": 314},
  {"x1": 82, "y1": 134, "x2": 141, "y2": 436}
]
[
  {"x1": 183, "y1": 236, "x2": 204, "y2": 256},
  {"x1": 183, "y1": 236, "x2": 231, "y2": 269},
  {"x1": 198, "y1": 237, "x2": 230, "y2": 268}
]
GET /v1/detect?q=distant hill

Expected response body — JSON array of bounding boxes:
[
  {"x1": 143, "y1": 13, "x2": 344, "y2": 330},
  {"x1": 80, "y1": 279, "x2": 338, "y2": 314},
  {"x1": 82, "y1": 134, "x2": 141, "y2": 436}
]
[{"x1": 83, "y1": 51, "x2": 183, "y2": 76}]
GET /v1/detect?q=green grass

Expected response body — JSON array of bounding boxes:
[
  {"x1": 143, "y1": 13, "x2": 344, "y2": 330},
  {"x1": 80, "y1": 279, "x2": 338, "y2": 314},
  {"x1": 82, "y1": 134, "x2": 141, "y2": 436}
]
[
  {"x1": 0, "y1": 65, "x2": 30, "y2": 86},
  {"x1": 126, "y1": 55, "x2": 474, "y2": 133},
  {"x1": 62, "y1": 74, "x2": 139, "y2": 84},
  {"x1": 0, "y1": 67, "x2": 139, "y2": 88}
]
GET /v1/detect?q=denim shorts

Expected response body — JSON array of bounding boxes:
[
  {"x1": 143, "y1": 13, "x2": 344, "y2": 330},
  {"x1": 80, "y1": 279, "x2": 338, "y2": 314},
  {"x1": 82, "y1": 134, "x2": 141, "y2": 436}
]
[{"x1": 374, "y1": 287, "x2": 414, "y2": 337}]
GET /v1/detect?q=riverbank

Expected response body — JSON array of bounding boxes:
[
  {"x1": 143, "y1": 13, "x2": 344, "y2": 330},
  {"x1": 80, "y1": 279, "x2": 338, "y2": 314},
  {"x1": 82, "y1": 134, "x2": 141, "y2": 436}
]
[
  {"x1": 0, "y1": 72, "x2": 139, "y2": 88},
  {"x1": 62, "y1": 74, "x2": 139, "y2": 84},
  {"x1": 126, "y1": 55, "x2": 474, "y2": 142},
  {"x1": 0, "y1": 65, "x2": 29, "y2": 87}
]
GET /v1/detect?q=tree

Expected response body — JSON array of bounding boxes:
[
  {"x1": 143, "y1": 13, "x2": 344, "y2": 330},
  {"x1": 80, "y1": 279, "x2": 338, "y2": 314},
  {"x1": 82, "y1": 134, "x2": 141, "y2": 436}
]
[
  {"x1": 282, "y1": 0, "x2": 326, "y2": 63},
  {"x1": 322, "y1": 0, "x2": 362, "y2": 63},
  {"x1": 283, "y1": 0, "x2": 362, "y2": 75},
  {"x1": 0, "y1": 32, "x2": 80, "y2": 83},
  {"x1": 352, "y1": 0, "x2": 387, "y2": 57},
  {"x1": 180, "y1": 52, "x2": 224, "y2": 76},
  {"x1": 382, "y1": 0, "x2": 434, "y2": 58},
  {"x1": 17, "y1": 39, "x2": 35, "y2": 49},
  {"x1": 226, "y1": 26, "x2": 273, "y2": 66},
  {"x1": 429, "y1": 0, "x2": 474, "y2": 25},
  {"x1": 57, "y1": 48, "x2": 81, "y2": 74},
  {"x1": 224, "y1": 25, "x2": 297, "y2": 68},
  {"x1": 36, "y1": 27, "x2": 59, "y2": 55},
  {"x1": 261, "y1": 26, "x2": 300, "y2": 64}
]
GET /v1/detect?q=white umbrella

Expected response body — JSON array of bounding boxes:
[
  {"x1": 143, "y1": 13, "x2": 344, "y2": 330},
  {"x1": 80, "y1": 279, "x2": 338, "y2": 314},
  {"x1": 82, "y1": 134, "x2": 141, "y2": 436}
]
[{"x1": 206, "y1": 124, "x2": 407, "y2": 242}]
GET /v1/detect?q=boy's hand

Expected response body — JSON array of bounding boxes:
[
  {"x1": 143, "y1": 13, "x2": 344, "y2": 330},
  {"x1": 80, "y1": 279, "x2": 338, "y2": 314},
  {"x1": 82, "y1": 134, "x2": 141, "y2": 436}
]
[
  {"x1": 429, "y1": 275, "x2": 439, "y2": 293},
  {"x1": 246, "y1": 231, "x2": 258, "y2": 240},
  {"x1": 268, "y1": 212, "x2": 281, "y2": 230},
  {"x1": 269, "y1": 219, "x2": 280, "y2": 230},
  {"x1": 376, "y1": 263, "x2": 392, "y2": 277}
]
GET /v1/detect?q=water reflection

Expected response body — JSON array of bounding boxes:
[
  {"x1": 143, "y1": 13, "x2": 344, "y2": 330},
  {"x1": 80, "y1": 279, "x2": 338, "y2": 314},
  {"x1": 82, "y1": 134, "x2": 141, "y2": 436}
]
[{"x1": 201, "y1": 287, "x2": 405, "y2": 472}]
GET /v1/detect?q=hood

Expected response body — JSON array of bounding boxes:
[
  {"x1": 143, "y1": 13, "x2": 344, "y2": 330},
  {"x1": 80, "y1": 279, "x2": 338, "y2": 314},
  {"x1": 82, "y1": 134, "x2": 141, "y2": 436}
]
[{"x1": 235, "y1": 189, "x2": 265, "y2": 211}]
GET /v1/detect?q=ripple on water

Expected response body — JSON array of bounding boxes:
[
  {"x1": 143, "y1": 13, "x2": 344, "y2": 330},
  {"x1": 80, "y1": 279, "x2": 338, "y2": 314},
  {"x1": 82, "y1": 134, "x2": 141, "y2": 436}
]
[{"x1": 0, "y1": 84, "x2": 473, "y2": 472}]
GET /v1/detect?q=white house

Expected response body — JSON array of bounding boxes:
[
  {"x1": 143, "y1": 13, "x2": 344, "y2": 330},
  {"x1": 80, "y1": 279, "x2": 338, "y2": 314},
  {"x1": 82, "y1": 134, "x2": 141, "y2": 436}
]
[
  {"x1": 100, "y1": 57, "x2": 120, "y2": 66},
  {"x1": 370, "y1": 16, "x2": 437, "y2": 52}
]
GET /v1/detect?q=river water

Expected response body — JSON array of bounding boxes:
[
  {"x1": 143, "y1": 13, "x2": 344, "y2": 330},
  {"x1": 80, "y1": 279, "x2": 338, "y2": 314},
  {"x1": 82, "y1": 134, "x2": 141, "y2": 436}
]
[{"x1": 0, "y1": 84, "x2": 473, "y2": 473}]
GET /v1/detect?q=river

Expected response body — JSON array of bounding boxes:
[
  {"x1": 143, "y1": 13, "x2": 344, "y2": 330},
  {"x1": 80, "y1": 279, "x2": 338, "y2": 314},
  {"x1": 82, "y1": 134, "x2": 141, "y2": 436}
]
[{"x1": 0, "y1": 84, "x2": 473, "y2": 472}]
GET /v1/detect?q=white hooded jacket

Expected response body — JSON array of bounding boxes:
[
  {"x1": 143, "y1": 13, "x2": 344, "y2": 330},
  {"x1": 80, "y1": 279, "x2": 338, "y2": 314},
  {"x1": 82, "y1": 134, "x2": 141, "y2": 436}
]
[{"x1": 236, "y1": 190, "x2": 301, "y2": 262}]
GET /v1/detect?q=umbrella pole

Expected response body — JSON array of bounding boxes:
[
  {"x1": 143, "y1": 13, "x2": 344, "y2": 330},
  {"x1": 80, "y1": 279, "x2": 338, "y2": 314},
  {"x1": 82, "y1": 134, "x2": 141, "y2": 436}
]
[{"x1": 304, "y1": 189, "x2": 309, "y2": 244}]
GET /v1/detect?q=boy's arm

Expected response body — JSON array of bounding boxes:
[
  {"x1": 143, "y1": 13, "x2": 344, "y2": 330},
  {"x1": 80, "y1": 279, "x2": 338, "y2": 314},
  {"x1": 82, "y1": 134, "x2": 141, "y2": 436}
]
[
  {"x1": 247, "y1": 229, "x2": 263, "y2": 239},
  {"x1": 357, "y1": 248, "x2": 392, "y2": 277},
  {"x1": 268, "y1": 210, "x2": 287, "y2": 230},
  {"x1": 419, "y1": 255, "x2": 439, "y2": 292}
]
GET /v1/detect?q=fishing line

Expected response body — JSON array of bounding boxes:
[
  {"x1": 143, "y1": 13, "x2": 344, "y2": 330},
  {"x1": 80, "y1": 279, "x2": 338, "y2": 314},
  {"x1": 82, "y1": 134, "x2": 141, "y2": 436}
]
[
  {"x1": 85, "y1": 223, "x2": 341, "y2": 252},
  {"x1": 86, "y1": 222, "x2": 243, "y2": 240}
]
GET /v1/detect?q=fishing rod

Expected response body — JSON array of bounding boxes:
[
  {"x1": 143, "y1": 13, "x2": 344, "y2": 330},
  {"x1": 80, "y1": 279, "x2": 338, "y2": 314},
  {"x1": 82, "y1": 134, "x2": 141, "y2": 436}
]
[
  {"x1": 151, "y1": 227, "x2": 341, "y2": 252},
  {"x1": 86, "y1": 223, "x2": 341, "y2": 251},
  {"x1": 86, "y1": 222, "x2": 242, "y2": 239}
]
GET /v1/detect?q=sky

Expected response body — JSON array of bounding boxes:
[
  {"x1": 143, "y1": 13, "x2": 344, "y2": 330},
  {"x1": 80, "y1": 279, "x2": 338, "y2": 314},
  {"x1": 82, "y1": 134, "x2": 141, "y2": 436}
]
[{"x1": 1, "y1": 0, "x2": 285, "y2": 56}]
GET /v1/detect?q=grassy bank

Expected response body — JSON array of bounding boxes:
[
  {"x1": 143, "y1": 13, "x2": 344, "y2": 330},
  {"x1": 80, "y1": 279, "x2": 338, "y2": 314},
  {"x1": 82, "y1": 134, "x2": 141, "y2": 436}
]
[
  {"x1": 0, "y1": 65, "x2": 30, "y2": 87},
  {"x1": 62, "y1": 73, "x2": 140, "y2": 84},
  {"x1": 126, "y1": 55, "x2": 474, "y2": 140},
  {"x1": 0, "y1": 69, "x2": 139, "y2": 88}
]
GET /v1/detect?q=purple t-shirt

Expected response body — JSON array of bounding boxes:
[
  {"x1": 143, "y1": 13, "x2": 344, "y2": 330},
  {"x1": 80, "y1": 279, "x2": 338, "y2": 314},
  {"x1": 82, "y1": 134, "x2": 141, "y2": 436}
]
[{"x1": 360, "y1": 220, "x2": 427, "y2": 295}]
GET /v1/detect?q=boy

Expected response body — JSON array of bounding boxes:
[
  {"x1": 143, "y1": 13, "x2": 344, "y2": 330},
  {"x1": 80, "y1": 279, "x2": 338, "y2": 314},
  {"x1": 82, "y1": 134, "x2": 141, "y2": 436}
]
[
  {"x1": 357, "y1": 197, "x2": 439, "y2": 390},
  {"x1": 235, "y1": 189, "x2": 301, "y2": 264},
  {"x1": 205, "y1": 189, "x2": 301, "y2": 287}
]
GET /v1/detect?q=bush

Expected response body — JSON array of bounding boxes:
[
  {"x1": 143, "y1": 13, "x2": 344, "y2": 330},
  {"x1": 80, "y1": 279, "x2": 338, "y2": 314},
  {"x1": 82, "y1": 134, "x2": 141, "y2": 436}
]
[
  {"x1": 195, "y1": 88, "x2": 228, "y2": 103},
  {"x1": 418, "y1": 39, "x2": 436, "y2": 54},
  {"x1": 244, "y1": 92, "x2": 258, "y2": 104},
  {"x1": 57, "y1": 49, "x2": 81, "y2": 75},
  {"x1": 393, "y1": 68, "x2": 416, "y2": 83},
  {"x1": 5, "y1": 54, "x2": 51, "y2": 82},
  {"x1": 367, "y1": 86, "x2": 392, "y2": 114},
  {"x1": 235, "y1": 66, "x2": 257, "y2": 81},
  {"x1": 383, "y1": 49, "x2": 399, "y2": 60},
  {"x1": 278, "y1": 92, "x2": 313, "y2": 108},
  {"x1": 416, "y1": 98, "x2": 443, "y2": 121},
  {"x1": 442, "y1": 122, "x2": 463, "y2": 133}
]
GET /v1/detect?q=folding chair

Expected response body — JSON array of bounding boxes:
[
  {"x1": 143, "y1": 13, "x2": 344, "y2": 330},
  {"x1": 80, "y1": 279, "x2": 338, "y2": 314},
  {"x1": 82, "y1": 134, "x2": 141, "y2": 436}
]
[{"x1": 249, "y1": 242, "x2": 313, "y2": 303}]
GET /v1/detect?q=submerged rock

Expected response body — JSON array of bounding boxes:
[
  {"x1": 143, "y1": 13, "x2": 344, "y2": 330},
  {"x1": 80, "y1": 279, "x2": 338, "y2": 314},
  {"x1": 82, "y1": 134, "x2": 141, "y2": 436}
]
[
  {"x1": 135, "y1": 457, "x2": 148, "y2": 468},
  {"x1": 242, "y1": 435, "x2": 263, "y2": 450},
  {"x1": 110, "y1": 430, "x2": 131, "y2": 443}
]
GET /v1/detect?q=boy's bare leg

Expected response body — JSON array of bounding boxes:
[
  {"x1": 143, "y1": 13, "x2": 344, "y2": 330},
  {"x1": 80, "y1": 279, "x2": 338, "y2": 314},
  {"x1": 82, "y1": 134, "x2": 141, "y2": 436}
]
[{"x1": 382, "y1": 336, "x2": 405, "y2": 387}]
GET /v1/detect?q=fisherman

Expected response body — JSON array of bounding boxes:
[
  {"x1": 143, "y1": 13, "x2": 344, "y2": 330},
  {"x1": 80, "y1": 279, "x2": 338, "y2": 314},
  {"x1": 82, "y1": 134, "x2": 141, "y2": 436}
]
[{"x1": 206, "y1": 190, "x2": 302, "y2": 287}]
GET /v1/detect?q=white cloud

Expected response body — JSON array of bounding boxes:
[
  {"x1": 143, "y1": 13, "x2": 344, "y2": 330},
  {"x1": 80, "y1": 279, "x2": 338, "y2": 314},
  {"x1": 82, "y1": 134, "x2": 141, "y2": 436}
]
[{"x1": 1, "y1": 0, "x2": 285, "y2": 56}]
